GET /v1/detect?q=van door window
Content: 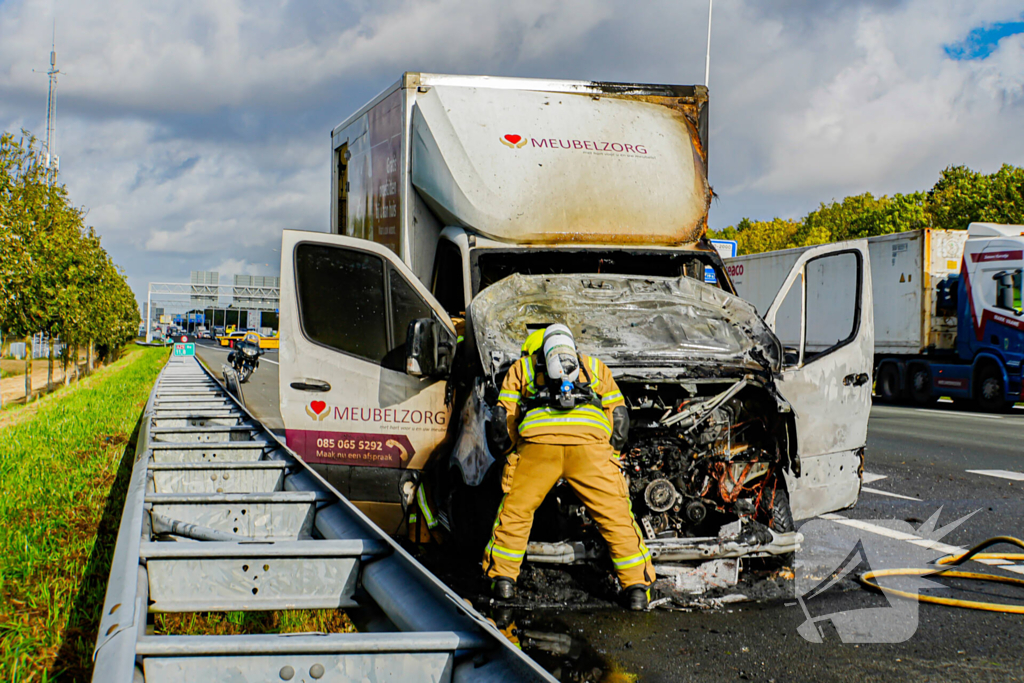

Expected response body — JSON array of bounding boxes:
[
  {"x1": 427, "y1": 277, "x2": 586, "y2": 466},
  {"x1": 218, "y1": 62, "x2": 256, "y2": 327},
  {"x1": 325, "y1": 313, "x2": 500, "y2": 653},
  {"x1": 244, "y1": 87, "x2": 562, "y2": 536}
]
[
  {"x1": 295, "y1": 243, "x2": 388, "y2": 362},
  {"x1": 804, "y1": 251, "x2": 859, "y2": 361},
  {"x1": 389, "y1": 265, "x2": 434, "y2": 366},
  {"x1": 771, "y1": 251, "x2": 860, "y2": 367}
]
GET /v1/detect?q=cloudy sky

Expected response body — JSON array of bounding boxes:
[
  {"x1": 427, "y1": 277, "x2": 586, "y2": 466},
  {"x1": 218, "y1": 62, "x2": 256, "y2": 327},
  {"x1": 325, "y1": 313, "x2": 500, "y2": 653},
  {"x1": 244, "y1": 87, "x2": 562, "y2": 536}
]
[{"x1": 1, "y1": 0, "x2": 1022, "y2": 308}]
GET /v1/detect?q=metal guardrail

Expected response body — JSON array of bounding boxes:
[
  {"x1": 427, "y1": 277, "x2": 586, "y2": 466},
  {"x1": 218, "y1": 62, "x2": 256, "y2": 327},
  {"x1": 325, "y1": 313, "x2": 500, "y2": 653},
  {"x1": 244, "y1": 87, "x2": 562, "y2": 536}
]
[{"x1": 93, "y1": 355, "x2": 556, "y2": 682}]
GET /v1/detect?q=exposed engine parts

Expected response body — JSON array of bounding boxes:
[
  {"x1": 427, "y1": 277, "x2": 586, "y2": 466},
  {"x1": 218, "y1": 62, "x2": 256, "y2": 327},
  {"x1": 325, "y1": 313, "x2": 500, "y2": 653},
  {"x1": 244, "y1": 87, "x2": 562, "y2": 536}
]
[
  {"x1": 644, "y1": 479, "x2": 677, "y2": 513},
  {"x1": 618, "y1": 378, "x2": 793, "y2": 544}
]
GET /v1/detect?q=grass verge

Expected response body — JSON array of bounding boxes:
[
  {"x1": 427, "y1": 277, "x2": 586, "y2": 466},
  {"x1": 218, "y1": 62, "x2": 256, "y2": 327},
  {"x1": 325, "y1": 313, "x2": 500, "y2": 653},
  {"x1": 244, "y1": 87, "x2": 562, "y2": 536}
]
[{"x1": 0, "y1": 346, "x2": 168, "y2": 682}]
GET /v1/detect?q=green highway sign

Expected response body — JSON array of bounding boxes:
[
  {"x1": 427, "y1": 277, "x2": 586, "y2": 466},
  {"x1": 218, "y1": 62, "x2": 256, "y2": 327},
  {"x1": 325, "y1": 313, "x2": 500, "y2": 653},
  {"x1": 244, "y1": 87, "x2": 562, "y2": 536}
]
[{"x1": 173, "y1": 343, "x2": 195, "y2": 357}]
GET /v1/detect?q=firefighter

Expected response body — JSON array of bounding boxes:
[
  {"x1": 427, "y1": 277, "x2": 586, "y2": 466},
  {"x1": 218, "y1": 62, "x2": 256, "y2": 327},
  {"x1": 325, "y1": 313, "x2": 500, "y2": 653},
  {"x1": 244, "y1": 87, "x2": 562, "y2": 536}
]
[{"x1": 482, "y1": 324, "x2": 655, "y2": 610}]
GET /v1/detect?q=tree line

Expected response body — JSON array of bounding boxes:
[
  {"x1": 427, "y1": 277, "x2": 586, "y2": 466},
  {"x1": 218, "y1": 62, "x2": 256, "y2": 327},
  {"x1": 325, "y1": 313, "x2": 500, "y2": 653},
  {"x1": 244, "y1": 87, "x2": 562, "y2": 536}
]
[
  {"x1": 709, "y1": 164, "x2": 1024, "y2": 255},
  {"x1": 1, "y1": 130, "x2": 139, "y2": 403}
]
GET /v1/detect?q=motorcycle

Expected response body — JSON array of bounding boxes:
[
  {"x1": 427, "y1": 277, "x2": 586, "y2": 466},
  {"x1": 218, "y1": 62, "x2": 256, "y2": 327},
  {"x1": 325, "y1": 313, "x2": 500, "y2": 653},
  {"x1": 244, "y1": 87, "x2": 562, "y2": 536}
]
[{"x1": 227, "y1": 340, "x2": 263, "y2": 383}]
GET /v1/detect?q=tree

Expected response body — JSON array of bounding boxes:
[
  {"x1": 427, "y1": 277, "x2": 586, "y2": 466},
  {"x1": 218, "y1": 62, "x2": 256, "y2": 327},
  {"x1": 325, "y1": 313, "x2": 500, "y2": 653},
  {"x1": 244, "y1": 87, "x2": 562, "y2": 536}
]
[
  {"x1": 711, "y1": 164, "x2": 1021, "y2": 258},
  {"x1": 926, "y1": 165, "x2": 991, "y2": 231},
  {"x1": 1, "y1": 129, "x2": 139, "y2": 399}
]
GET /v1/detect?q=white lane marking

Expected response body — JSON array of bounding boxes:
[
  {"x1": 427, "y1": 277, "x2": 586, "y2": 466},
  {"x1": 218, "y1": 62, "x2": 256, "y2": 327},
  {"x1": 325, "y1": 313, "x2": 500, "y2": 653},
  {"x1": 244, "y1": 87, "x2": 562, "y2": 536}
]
[
  {"x1": 966, "y1": 469, "x2": 1024, "y2": 482},
  {"x1": 818, "y1": 514, "x2": 921, "y2": 541},
  {"x1": 912, "y1": 408, "x2": 1004, "y2": 420},
  {"x1": 260, "y1": 358, "x2": 279, "y2": 365},
  {"x1": 863, "y1": 472, "x2": 887, "y2": 484},
  {"x1": 908, "y1": 539, "x2": 964, "y2": 555},
  {"x1": 861, "y1": 486, "x2": 920, "y2": 501},
  {"x1": 820, "y1": 514, "x2": 1022, "y2": 571}
]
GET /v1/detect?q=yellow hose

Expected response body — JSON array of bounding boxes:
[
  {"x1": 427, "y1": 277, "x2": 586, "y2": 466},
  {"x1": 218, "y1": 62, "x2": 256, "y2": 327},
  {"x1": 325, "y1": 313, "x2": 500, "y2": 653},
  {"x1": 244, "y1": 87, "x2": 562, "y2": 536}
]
[{"x1": 859, "y1": 536, "x2": 1024, "y2": 614}]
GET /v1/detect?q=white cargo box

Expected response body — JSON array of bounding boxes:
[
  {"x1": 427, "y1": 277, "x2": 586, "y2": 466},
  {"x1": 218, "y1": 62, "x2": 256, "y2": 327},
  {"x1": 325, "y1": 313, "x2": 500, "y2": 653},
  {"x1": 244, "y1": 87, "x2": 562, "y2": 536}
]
[
  {"x1": 728, "y1": 229, "x2": 968, "y2": 356},
  {"x1": 330, "y1": 73, "x2": 710, "y2": 283}
]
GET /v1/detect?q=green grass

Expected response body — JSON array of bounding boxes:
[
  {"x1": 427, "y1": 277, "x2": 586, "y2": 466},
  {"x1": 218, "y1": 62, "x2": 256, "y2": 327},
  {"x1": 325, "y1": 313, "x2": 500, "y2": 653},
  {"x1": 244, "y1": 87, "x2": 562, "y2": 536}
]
[{"x1": 0, "y1": 346, "x2": 168, "y2": 682}]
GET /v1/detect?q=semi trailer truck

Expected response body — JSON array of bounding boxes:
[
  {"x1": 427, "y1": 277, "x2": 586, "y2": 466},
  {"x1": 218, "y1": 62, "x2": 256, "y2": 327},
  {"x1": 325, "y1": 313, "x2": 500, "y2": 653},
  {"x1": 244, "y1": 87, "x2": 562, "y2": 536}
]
[
  {"x1": 277, "y1": 73, "x2": 875, "y2": 568},
  {"x1": 727, "y1": 224, "x2": 1024, "y2": 413}
]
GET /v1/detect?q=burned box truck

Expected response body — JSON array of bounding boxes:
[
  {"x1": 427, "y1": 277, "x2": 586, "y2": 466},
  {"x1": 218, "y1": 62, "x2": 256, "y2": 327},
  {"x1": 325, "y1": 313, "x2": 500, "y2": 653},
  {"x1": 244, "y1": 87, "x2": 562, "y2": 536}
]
[{"x1": 278, "y1": 73, "x2": 873, "y2": 568}]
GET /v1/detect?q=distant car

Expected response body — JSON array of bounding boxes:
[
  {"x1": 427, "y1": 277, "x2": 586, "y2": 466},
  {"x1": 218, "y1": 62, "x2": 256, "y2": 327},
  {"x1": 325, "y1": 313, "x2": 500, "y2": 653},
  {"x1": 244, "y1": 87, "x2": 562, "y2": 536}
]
[
  {"x1": 219, "y1": 330, "x2": 279, "y2": 349},
  {"x1": 218, "y1": 331, "x2": 248, "y2": 348}
]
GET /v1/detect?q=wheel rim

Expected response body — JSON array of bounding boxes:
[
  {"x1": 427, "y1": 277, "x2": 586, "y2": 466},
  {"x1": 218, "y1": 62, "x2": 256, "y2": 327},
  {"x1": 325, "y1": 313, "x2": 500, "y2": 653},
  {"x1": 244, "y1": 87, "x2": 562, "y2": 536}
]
[
  {"x1": 982, "y1": 377, "x2": 1001, "y2": 401},
  {"x1": 913, "y1": 371, "x2": 928, "y2": 393}
]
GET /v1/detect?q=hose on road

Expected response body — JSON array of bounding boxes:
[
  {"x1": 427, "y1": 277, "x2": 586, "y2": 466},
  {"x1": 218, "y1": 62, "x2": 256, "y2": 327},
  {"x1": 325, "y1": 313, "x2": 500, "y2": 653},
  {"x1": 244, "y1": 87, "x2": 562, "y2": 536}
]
[{"x1": 859, "y1": 536, "x2": 1024, "y2": 614}]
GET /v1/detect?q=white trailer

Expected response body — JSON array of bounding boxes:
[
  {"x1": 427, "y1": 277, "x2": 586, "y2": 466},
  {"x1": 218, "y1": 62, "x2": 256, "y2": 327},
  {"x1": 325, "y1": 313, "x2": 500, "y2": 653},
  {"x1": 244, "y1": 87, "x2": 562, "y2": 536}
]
[
  {"x1": 728, "y1": 227, "x2": 1024, "y2": 411},
  {"x1": 729, "y1": 229, "x2": 967, "y2": 356}
]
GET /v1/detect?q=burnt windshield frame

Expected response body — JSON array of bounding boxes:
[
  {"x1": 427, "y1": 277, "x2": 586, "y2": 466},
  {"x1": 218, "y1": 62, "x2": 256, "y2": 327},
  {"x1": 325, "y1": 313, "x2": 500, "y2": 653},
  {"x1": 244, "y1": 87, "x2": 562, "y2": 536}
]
[{"x1": 470, "y1": 247, "x2": 733, "y2": 296}]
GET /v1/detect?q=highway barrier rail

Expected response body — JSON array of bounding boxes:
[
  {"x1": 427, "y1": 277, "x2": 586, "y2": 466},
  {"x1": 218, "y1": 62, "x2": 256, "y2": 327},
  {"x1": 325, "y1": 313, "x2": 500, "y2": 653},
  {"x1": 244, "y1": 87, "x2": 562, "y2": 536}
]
[{"x1": 93, "y1": 355, "x2": 555, "y2": 682}]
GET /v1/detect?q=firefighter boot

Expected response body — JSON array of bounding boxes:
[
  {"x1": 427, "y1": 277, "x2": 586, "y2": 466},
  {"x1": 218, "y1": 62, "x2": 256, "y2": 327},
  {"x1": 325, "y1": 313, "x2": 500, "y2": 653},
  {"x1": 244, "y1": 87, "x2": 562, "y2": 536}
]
[
  {"x1": 624, "y1": 585, "x2": 650, "y2": 611},
  {"x1": 491, "y1": 577, "x2": 515, "y2": 600}
]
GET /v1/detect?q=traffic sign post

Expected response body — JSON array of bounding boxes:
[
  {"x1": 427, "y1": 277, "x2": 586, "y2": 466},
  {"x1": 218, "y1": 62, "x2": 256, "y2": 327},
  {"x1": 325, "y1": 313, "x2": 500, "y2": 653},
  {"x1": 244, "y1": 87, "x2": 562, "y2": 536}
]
[
  {"x1": 173, "y1": 337, "x2": 195, "y2": 356},
  {"x1": 705, "y1": 239, "x2": 738, "y2": 284}
]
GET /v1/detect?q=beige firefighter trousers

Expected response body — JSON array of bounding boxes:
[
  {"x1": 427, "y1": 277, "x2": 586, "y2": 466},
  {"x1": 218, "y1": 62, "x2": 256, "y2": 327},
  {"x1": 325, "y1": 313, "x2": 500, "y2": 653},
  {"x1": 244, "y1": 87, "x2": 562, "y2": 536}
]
[{"x1": 482, "y1": 440, "x2": 655, "y2": 588}]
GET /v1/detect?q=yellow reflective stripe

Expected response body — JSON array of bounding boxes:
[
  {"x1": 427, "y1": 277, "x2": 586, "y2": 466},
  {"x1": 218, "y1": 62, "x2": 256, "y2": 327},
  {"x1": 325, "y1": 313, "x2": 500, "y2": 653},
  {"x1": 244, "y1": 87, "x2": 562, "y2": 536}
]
[
  {"x1": 589, "y1": 356, "x2": 601, "y2": 389},
  {"x1": 498, "y1": 390, "x2": 521, "y2": 401},
  {"x1": 601, "y1": 391, "x2": 623, "y2": 405},
  {"x1": 521, "y1": 357, "x2": 536, "y2": 396},
  {"x1": 521, "y1": 405, "x2": 612, "y2": 424},
  {"x1": 520, "y1": 405, "x2": 612, "y2": 434},
  {"x1": 456, "y1": 335, "x2": 464, "y2": 344},
  {"x1": 416, "y1": 485, "x2": 437, "y2": 529},
  {"x1": 613, "y1": 548, "x2": 652, "y2": 568},
  {"x1": 525, "y1": 404, "x2": 608, "y2": 418},
  {"x1": 490, "y1": 495, "x2": 507, "y2": 534},
  {"x1": 485, "y1": 541, "x2": 526, "y2": 560},
  {"x1": 519, "y1": 417, "x2": 612, "y2": 435}
]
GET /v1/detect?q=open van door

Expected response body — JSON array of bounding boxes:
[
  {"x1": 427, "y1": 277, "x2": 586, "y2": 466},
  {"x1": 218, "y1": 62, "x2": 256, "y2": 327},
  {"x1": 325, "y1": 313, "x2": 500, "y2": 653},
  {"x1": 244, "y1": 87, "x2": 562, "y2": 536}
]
[
  {"x1": 763, "y1": 241, "x2": 874, "y2": 519},
  {"x1": 279, "y1": 230, "x2": 455, "y2": 528}
]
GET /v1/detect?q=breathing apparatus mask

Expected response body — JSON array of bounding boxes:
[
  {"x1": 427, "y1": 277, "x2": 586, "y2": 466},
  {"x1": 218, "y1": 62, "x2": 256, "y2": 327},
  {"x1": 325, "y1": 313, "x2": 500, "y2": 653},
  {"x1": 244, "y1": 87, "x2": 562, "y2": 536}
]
[{"x1": 542, "y1": 325, "x2": 590, "y2": 410}]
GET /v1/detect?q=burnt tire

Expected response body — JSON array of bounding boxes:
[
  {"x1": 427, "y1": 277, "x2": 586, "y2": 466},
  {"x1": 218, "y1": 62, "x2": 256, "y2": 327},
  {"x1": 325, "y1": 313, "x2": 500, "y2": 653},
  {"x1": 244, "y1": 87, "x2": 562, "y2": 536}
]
[
  {"x1": 760, "y1": 483, "x2": 795, "y2": 534},
  {"x1": 976, "y1": 365, "x2": 1010, "y2": 413},
  {"x1": 909, "y1": 365, "x2": 935, "y2": 405},
  {"x1": 876, "y1": 364, "x2": 902, "y2": 402},
  {"x1": 753, "y1": 479, "x2": 795, "y2": 571}
]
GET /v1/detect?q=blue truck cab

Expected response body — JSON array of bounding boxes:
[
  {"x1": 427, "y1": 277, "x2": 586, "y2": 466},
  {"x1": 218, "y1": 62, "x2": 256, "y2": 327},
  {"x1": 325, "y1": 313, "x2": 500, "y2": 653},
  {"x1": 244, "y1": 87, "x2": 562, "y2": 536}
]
[{"x1": 920, "y1": 223, "x2": 1024, "y2": 411}]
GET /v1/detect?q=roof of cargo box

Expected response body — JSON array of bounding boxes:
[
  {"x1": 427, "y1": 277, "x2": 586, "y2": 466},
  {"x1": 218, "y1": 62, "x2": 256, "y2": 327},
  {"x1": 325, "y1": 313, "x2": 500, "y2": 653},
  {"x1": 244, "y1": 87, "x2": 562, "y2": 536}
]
[
  {"x1": 967, "y1": 222, "x2": 1024, "y2": 238},
  {"x1": 336, "y1": 73, "x2": 712, "y2": 247}
]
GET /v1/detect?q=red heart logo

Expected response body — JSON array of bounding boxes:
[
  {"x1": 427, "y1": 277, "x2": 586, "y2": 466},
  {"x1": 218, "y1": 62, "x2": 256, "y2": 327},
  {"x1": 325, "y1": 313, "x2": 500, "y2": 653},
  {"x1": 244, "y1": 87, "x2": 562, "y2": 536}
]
[
  {"x1": 504, "y1": 134, "x2": 522, "y2": 144},
  {"x1": 310, "y1": 400, "x2": 326, "y2": 416}
]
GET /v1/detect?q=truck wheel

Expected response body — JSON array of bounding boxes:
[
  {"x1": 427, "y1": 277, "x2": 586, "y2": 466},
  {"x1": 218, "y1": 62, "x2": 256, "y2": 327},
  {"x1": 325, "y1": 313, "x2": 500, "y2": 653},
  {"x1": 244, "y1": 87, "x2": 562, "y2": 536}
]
[
  {"x1": 909, "y1": 366, "x2": 935, "y2": 405},
  {"x1": 976, "y1": 366, "x2": 1009, "y2": 413},
  {"x1": 876, "y1": 364, "x2": 902, "y2": 402}
]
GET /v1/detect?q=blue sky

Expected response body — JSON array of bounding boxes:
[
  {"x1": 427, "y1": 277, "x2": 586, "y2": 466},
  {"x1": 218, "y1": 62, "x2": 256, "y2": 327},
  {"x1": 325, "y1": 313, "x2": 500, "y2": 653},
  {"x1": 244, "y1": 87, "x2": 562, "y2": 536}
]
[
  {"x1": 1, "y1": 0, "x2": 1023, "y2": 309},
  {"x1": 945, "y1": 18, "x2": 1024, "y2": 60}
]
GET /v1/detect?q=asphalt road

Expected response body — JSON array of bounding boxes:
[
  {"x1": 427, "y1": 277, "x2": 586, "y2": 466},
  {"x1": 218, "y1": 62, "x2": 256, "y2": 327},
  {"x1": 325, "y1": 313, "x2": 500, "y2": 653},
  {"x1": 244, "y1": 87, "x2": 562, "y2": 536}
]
[
  {"x1": 539, "y1": 402, "x2": 1024, "y2": 683},
  {"x1": 199, "y1": 360, "x2": 1024, "y2": 682},
  {"x1": 194, "y1": 340, "x2": 283, "y2": 433}
]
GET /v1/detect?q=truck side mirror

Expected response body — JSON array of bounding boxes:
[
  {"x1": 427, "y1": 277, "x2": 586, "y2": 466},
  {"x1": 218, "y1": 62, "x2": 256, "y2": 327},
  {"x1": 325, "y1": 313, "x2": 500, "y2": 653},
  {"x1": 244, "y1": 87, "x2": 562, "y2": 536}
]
[{"x1": 405, "y1": 318, "x2": 456, "y2": 378}]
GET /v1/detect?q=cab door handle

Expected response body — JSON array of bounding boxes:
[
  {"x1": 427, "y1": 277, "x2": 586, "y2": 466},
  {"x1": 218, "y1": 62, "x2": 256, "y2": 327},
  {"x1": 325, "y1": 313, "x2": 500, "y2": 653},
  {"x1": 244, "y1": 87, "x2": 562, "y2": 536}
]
[
  {"x1": 843, "y1": 373, "x2": 870, "y2": 387},
  {"x1": 290, "y1": 380, "x2": 331, "y2": 392}
]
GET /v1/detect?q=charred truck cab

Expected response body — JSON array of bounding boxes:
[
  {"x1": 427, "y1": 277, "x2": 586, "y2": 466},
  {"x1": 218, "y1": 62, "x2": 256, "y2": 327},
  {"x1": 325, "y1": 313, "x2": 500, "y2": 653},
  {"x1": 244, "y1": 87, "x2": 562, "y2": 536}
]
[{"x1": 279, "y1": 73, "x2": 874, "y2": 571}]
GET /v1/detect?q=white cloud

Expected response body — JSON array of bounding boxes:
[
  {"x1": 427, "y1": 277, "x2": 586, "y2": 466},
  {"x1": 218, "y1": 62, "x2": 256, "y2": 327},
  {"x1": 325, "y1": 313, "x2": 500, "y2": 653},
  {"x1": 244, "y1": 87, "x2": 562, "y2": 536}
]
[{"x1": 1, "y1": 0, "x2": 1023, "y2": 309}]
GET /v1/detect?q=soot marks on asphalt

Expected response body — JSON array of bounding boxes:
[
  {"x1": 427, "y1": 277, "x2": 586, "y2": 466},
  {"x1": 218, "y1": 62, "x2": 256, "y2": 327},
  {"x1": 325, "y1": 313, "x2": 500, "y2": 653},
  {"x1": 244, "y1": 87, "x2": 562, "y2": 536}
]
[{"x1": 487, "y1": 608, "x2": 627, "y2": 683}]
